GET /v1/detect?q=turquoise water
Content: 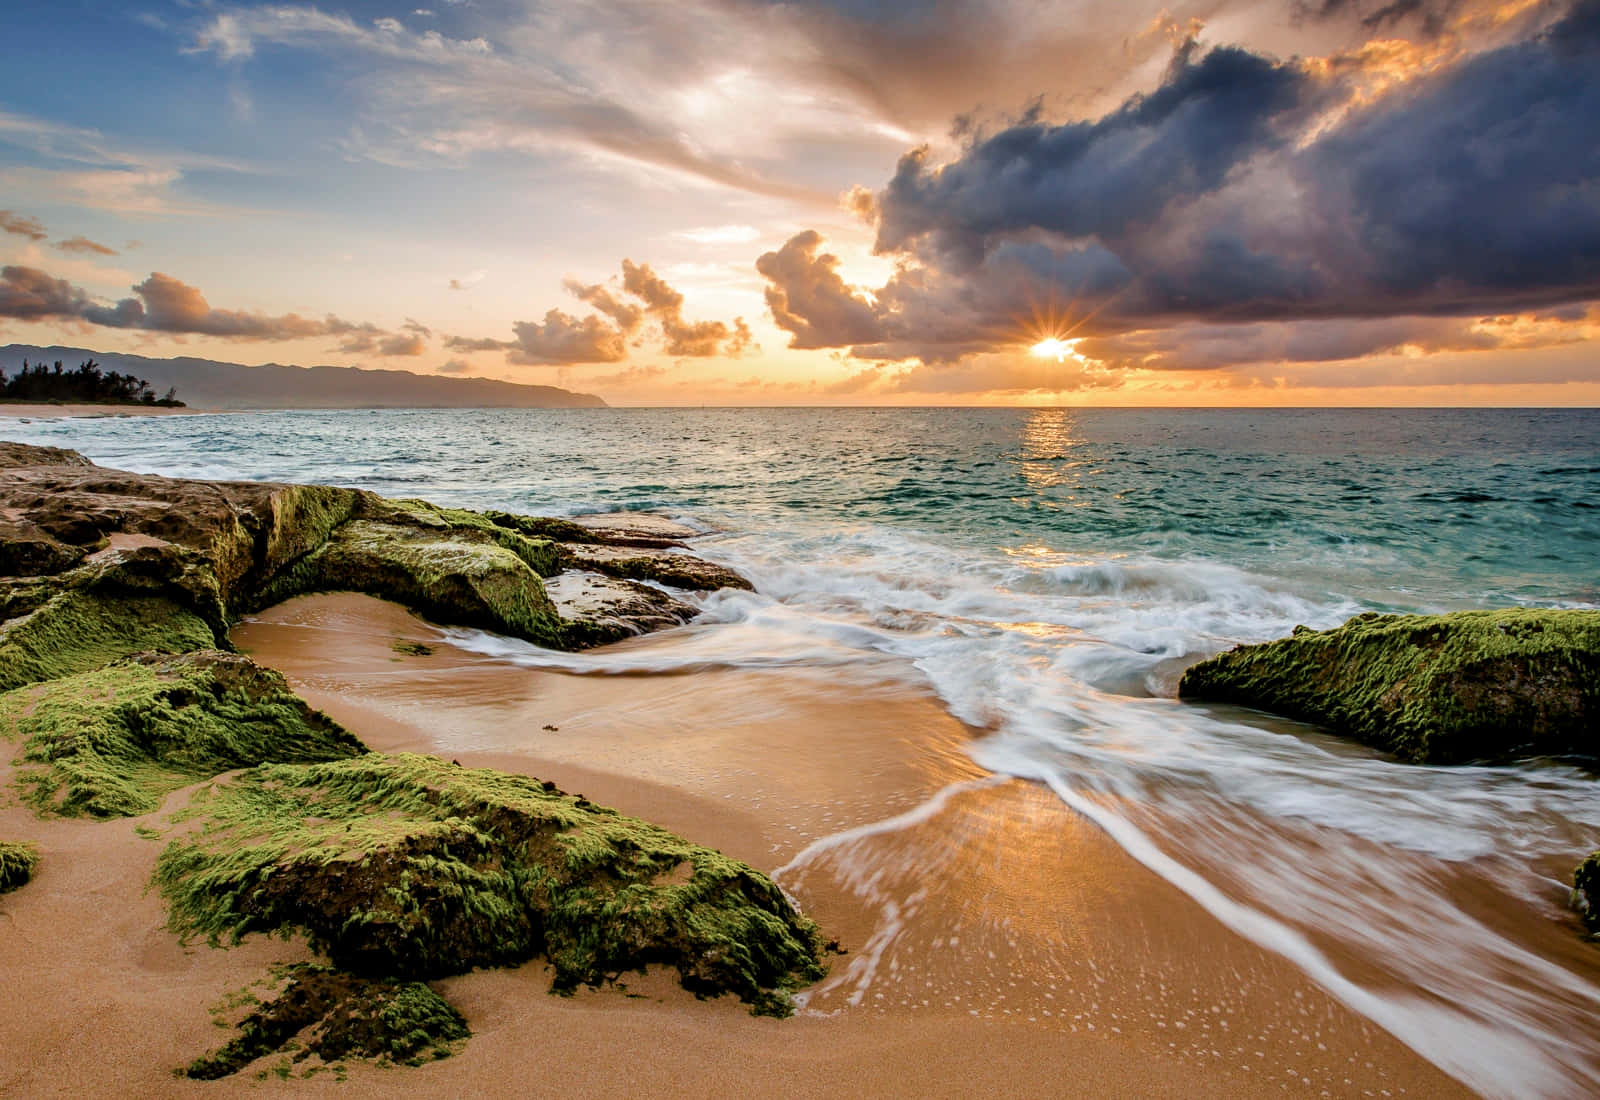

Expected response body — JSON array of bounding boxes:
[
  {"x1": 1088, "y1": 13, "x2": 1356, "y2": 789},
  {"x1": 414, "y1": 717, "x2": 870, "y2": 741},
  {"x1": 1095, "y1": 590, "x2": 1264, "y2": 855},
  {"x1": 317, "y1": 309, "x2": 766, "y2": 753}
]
[{"x1": 6, "y1": 406, "x2": 1600, "y2": 1095}]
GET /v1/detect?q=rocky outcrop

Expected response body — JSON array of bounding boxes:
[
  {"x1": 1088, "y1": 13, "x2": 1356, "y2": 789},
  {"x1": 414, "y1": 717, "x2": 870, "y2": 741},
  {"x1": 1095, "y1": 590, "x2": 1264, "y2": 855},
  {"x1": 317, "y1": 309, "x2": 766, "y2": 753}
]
[
  {"x1": 0, "y1": 443, "x2": 752, "y2": 671},
  {"x1": 158, "y1": 753, "x2": 826, "y2": 1017},
  {"x1": 1179, "y1": 609, "x2": 1600, "y2": 765},
  {"x1": 0, "y1": 441, "x2": 822, "y2": 1074}
]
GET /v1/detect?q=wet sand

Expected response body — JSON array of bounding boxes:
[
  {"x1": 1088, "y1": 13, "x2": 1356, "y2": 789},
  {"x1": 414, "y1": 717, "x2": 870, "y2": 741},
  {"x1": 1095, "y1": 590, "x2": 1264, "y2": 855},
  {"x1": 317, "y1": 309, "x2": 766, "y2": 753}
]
[{"x1": 0, "y1": 593, "x2": 1471, "y2": 1097}]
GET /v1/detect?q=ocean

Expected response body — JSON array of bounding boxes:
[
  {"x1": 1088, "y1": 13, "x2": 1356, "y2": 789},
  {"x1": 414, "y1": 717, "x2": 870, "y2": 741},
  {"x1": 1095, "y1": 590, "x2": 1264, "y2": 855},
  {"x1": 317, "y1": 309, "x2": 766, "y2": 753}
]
[{"x1": 7, "y1": 405, "x2": 1599, "y2": 1096}]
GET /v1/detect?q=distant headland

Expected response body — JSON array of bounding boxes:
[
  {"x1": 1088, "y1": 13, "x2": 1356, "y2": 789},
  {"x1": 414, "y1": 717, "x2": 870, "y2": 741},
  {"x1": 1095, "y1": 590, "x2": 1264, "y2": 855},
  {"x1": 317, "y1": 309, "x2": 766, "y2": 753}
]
[{"x1": 0, "y1": 345, "x2": 606, "y2": 410}]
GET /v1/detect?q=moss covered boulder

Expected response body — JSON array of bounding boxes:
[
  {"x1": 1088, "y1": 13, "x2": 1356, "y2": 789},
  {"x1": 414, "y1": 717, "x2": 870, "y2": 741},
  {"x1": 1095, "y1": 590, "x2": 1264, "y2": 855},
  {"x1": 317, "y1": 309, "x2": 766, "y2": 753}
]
[
  {"x1": 186, "y1": 964, "x2": 469, "y2": 1080},
  {"x1": 158, "y1": 753, "x2": 825, "y2": 1015},
  {"x1": 0, "y1": 840, "x2": 39, "y2": 893},
  {"x1": 1575, "y1": 853, "x2": 1600, "y2": 935},
  {"x1": 0, "y1": 651, "x2": 365, "y2": 818},
  {"x1": 258, "y1": 519, "x2": 567, "y2": 648},
  {"x1": 1179, "y1": 609, "x2": 1600, "y2": 764}
]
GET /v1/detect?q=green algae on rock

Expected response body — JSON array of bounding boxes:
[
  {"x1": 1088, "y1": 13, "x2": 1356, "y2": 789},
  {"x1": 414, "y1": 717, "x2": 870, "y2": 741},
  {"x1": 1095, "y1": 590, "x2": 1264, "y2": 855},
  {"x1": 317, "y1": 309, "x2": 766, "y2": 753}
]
[
  {"x1": 157, "y1": 753, "x2": 826, "y2": 1015},
  {"x1": 255, "y1": 519, "x2": 567, "y2": 648},
  {"x1": 186, "y1": 964, "x2": 469, "y2": 1080},
  {"x1": 0, "y1": 840, "x2": 39, "y2": 892},
  {"x1": 0, "y1": 589, "x2": 217, "y2": 694},
  {"x1": 0, "y1": 651, "x2": 365, "y2": 818},
  {"x1": 1179, "y1": 609, "x2": 1600, "y2": 764},
  {"x1": 1575, "y1": 853, "x2": 1600, "y2": 935}
]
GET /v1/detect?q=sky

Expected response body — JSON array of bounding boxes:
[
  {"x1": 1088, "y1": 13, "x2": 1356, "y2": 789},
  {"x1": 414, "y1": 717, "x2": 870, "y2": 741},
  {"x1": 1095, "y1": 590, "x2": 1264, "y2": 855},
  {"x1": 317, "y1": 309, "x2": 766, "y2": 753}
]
[{"x1": 0, "y1": 0, "x2": 1596, "y2": 406}]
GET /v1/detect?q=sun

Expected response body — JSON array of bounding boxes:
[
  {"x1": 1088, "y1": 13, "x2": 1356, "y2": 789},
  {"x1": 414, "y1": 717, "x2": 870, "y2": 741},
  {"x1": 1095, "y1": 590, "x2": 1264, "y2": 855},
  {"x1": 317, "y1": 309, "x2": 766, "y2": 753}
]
[{"x1": 1028, "y1": 337, "x2": 1078, "y2": 362}]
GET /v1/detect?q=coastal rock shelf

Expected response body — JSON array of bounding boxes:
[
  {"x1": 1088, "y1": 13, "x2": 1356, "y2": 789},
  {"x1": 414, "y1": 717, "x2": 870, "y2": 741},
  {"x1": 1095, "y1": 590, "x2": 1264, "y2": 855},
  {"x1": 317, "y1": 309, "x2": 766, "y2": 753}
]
[
  {"x1": 0, "y1": 441, "x2": 822, "y2": 1079},
  {"x1": 0, "y1": 440, "x2": 737, "y2": 652}
]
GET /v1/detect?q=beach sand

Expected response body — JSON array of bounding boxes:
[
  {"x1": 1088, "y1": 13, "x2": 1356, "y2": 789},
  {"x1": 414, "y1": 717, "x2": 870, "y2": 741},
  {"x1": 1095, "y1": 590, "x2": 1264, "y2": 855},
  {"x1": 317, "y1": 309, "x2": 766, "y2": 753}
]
[
  {"x1": 0, "y1": 403, "x2": 206, "y2": 419},
  {"x1": 0, "y1": 593, "x2": 1471, "y2": 1097}
]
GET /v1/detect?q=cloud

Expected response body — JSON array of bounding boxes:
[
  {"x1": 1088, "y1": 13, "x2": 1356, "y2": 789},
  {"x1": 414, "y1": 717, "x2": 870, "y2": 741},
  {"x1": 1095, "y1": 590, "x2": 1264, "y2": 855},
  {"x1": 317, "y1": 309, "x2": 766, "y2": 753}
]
[
  {"x1": 54, "y1": 236, "x2": 118, "y2": 257},
  {"x1": 674, "y1": 225, "x2": 761, "y2": 245},
  {"x1": 0, "y1": 211, "x2": 47, "y2": 241},
  {"x1": 437, "y1": 357, "x2": 471, "y2": 374},
  {"x1": 506, "y1": 310, "x2": 629, "y2": 365},
  {"x1": 755, "y1": 231, "x2": 886, "y2": 349},
  {"x1": 449, "y1": 269, "x2": 486, "y2": 290},
  {"x1": 0, "y1": 265, "x2": 421, "y2": 351},
  {"x1": 757, "y1": 1, "x2": 1600, "y2": 371},
  {"x1": 564, "y1": 277, "x2": 644, "y2": 333},
  {"x1": 449, "y1": 258, "x2": 753, "y2": 365},
  {"x1": 619, "y1": 259, "x2": 754, "y2": 357}
]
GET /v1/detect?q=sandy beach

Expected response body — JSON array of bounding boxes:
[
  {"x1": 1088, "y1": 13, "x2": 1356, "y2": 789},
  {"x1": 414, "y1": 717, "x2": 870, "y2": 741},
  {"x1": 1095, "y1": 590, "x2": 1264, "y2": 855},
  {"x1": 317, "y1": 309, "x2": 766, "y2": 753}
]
[
  {"x1": 0, "y1": 403, "x2": 207, "y2": 420},
  {"x1": 0, "y1": 592, "x2": 1473, "y2": 1097}
]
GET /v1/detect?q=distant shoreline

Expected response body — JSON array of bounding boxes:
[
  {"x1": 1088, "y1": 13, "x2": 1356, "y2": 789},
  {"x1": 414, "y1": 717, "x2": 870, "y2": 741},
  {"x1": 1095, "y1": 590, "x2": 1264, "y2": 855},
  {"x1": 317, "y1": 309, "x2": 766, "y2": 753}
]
[{"x1": 0, "y1": 402, "x2": 208, "y2": 419}]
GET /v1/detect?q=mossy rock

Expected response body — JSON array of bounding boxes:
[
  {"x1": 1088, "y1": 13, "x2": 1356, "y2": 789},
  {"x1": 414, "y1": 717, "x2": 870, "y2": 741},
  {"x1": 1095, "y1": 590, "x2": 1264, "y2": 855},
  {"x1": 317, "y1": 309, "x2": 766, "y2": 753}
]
[
  {"x1": 1575, "y1": 852, "x2": 1600, "y2": 935},
  {"x1": 0, "y1": 840, "x2": 39, "y2": 893},
  {"x1": 1179, "y1": 609, "x2": 1600, "y2": 764},
  {"x1": 363, "y1": 498, "x2": 564, "y2": 578},
  {"x1": 186, "y1": 964, "x2": 468, "y2": 1080},
  {"x1": 481, "y1": 511, "x2": 598, "y2": 546},
  {"x1": 0, "y1": 588, "x2": 217, "y2": 694},
  {"x1": 0, "y1": 651, "x2": 366, "y2": 818},
  {"x1": 253, "y1": 520, "x2": 567, "y2": 649},
  {"x1": 561, "y1": 546, "x2": 754, "y2": 593},
  {"x1": 157, "y1": 753, "x2": 826, "y2": 1015}
]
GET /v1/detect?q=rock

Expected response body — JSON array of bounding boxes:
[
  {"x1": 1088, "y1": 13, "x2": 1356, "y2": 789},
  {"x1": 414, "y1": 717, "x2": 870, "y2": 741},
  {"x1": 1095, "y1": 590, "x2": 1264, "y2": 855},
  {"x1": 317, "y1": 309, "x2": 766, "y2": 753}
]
[
  {"x1": 0, "y1": 840, "x2": 39, "y2": 893},
  {"x1": 257, "y1": 519, "x2": 568, "y2": 649},
  {"x1": 560, "y1": 542, "x2": 753, "y2": 592},
  {"x1": 0, "y1": 442, "x2": 91, "y2": 468},
  {"x1": 569, "y1": 512, "x2": 702, "y2": 548},
  {"x1": 544, "y1": 571, "x2": 698, "y2": 646},
  {"x1": 157, "y1": 753, "x2": 826, "y2": 1016},
  {"x1": 1179, "y1": 609, "x2": 1600, "y2": 764},
  {"x1": 0, "y1": 518, "x2": 85, "y2": 575},
  {"x1": 1575, "y1": 853, "x2": 1600, "y2": 934},
  {"x1": 0, "y1": 443, "x2": 749, "y2": 659},
  {"x1": 0, "y1": 587, "x2": 217, "y2": 694},
  {"x1": 185, "y1": 964, "x2": 468, "y2": 1079},
  {"x1": 0, "y1": 650, "x2": 366, "y2": 818}
]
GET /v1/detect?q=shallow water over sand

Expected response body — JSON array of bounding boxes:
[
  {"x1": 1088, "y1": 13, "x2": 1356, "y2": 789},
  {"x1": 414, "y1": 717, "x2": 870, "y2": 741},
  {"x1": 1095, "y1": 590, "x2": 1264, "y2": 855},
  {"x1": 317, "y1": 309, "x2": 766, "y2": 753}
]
[{"x1": 16, "y1": 406, "x2": 1600, "y2": 1096}]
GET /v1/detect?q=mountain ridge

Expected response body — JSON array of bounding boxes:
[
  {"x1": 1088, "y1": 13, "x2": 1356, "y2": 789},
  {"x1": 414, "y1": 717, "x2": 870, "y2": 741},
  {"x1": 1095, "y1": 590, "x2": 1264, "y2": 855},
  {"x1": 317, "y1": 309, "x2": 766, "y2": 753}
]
[{"x1": 0, "y1": 345, "x2": 606, "y2": 410}]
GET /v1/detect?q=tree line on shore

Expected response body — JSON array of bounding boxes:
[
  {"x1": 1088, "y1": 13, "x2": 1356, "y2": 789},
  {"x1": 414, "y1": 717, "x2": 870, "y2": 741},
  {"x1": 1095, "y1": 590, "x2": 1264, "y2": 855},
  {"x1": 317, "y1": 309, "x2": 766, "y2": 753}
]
[{"x1": 2, "y1": 359, "x2": 184, "y2": 406}]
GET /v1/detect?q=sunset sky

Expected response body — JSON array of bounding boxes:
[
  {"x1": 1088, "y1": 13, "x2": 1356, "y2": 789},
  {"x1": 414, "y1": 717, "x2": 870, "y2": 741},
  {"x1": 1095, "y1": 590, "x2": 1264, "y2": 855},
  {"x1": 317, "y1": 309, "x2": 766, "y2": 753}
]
[{"x1": 1, "y1": 0, "x2": 1597, "y2": 406}]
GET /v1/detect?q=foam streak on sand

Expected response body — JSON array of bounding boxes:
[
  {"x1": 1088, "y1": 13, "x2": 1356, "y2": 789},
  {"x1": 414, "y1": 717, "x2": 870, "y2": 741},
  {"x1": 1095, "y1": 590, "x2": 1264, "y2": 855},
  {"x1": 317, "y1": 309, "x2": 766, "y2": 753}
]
[
  {"x1": 772, "y1": 774, "x2": 1013, "y2": 1009},
  {"x1": 1028, "y1": 767, "x2": 1570, "y2": 1100}
]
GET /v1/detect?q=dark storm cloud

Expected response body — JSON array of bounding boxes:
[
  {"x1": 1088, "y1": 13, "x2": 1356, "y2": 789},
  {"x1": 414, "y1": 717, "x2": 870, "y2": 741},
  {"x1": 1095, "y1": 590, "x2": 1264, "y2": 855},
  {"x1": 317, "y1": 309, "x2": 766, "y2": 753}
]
[
  {"x1": 758, "y1": 0, "x2": 1600, "y2": 366},
  {"x1": 872, "y1": 45, "x2": 1310, "y2": 266},
  {"x1": 0, "y1": 264, "x2": 423, "y2": 351}
]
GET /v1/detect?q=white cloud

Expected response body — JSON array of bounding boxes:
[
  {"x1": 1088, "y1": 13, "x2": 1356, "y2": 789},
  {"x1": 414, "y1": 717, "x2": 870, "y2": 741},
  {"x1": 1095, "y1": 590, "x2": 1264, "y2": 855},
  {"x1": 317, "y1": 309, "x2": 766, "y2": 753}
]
[{"x1": 672, "y1": 224, "x2": 760, "y2": 245}]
